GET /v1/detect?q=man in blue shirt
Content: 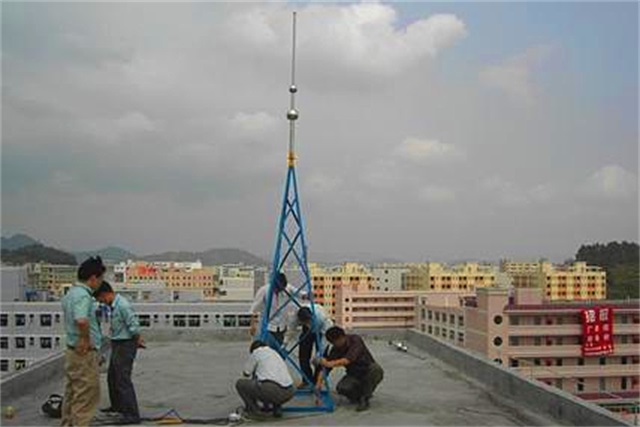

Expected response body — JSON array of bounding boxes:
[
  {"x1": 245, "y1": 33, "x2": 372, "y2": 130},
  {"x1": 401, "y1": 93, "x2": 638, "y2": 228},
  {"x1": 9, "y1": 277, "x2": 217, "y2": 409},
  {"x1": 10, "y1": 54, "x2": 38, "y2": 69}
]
[
  {"x1": 94, "y1": 281, "x2": 144, "y2": 424},
  {"x1": 61, "y1": 256, "x2": 105, "y2": 427}
]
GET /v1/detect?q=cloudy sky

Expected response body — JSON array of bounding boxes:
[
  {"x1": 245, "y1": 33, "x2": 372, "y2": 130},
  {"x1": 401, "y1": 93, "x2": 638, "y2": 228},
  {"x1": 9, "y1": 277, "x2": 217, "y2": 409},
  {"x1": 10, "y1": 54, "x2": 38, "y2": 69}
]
[{"x1": 2, "y1": 2, "x2": 638, "y2": 262}]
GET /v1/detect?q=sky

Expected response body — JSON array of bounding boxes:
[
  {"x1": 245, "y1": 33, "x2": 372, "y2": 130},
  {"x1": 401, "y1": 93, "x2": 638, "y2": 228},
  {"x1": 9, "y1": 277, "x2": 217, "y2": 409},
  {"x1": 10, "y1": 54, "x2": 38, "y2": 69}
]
[{"x1": 1, "y1": 1, "x2": 638, "y2": 263}]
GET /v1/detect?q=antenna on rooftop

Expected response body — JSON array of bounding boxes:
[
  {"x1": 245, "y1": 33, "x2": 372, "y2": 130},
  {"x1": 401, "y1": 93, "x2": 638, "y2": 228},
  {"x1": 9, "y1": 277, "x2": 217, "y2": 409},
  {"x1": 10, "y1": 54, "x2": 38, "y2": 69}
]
[
  {"x1": 286, "y1": 11, "x2": 299, "y2": 168},
  {"x1": 258, "y1": 11, "x2": 335, "y2": 414}
]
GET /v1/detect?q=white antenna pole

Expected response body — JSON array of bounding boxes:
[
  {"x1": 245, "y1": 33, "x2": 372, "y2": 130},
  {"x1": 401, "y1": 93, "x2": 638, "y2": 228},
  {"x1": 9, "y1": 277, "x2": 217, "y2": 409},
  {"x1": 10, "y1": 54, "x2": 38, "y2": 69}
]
[{"x1": 286, "y1": 11, "x2": 299, "y2": 167}]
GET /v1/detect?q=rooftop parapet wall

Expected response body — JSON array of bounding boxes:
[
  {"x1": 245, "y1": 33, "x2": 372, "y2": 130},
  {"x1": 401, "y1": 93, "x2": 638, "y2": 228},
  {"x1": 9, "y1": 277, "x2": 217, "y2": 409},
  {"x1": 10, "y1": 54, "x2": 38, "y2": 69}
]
[{"x1": 405, "y1": 329, "x2": 631, "y2": 427}]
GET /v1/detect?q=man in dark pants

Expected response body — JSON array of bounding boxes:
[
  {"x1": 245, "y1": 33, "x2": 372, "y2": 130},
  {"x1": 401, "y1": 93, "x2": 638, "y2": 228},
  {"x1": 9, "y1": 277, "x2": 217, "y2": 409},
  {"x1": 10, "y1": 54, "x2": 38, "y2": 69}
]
[
  {"x1": 249, "y1": 272, "x2": 292, "y2": 349},
  {"x1": 236, "y1": 340, "x2": 295, "y2": 420},
  {"x1": 287, "y1": 299, "x2": 332, "y2": 388},
  {"x1": 316, "y1": 326, "x2": 384, "y2": 411},
  {"x1": 94, "y1": 282, "x2": 145, "y2": 424}
]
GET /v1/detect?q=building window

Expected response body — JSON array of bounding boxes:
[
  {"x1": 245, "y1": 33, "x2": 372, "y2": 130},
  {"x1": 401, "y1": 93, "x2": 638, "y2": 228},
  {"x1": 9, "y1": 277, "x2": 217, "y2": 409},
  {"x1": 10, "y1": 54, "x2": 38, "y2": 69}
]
[
  {"x1": 139, "y1": 315, "x2": 151, "y2": 327},
  {"x1": 449, "y1": 330, "x2": 455, "y2": 340},
  {"x1": 0, "y1": 359, "x2": 8, "y2": 372},
  {"x1": 457, "y1": 332, "x2": 464, "y2": 343},
  {"x1": 55, "y1": 314, "x2": 61, "y2": 323},
  {"x1": 599, "y1": 377, "x2": 606, "y2": 391},
  {"x1": 40, "y1": 314, "x2": 52, "y2": 327},
  {"x1": 0, "y1": 337, "x2": 8, "y2": 349},
  {"x1": 556, "y1": 359, "x2": 563, "y2": 366},
  {"x1": 534, "y1": 316, "x2": 541, "y2": 325},
  {"x1": 509, "y1": 336, "x2": 519, "y2": 346},
  {"x1": 622, "y1": 357, "x2": 628, "y2": 365},
  {"x1": 15, "y1": 314, "x2": 26, "y2": 327},
  {"x1": 188, "y1": 315, "x2": 201, "y2": 327},
  {"x1": 493, "y1": 315, "x2": 503, "y2": 325},
  {"x1": 510, "y1": 316, "x2": 519, "y2": 326},
  {"x1": 223, "y1": 315, "x2": 237, "y2": 328},
  {"x1": 427, "y1": 325, "x2": 433, "y2": 334},
  {"x1": 238, "y1": 315, "x2": 252, "y2": 328},
  {"x1": 622, "y1": 377, "x2": 628, "y2": 390},
  {"x1": 599, "y1": 357, "x2": 606, "y2": 366},
  {"x1": 40, "y1": 337, "x2": 52, "y2": 349},
  {"x1": 435, "y1": 313, "x2": 440, "y2": 322},
  {"x1": 555, "y1": 379, "x2": 563, "y2": 389},
  {"x1": 534, "y1": 337, "x2": 541, "y2": 346},
  {"x1": 534, "y1": 358, "x2": 541, "y2": 366},
  {"x1": 509, "y1": 358, "x2": 519, "y2": 368},
  {"x1": 15, "y1": 337, "x2": 25, "y2": 349},
  {"x1": 173, "y1": 315, "x2": 187, "y2": 327},
  {"x1": 427, "y1": 311, "x2": 433, "y2": 320},
  {"x1": 0, "y1": 314, "x2": 8, "y2": 327},
  {"x1": 578, "y1": 358, "x2": 584, "y2": 366},
  {"x1": 577, "y1": 379, "x2": 584, "y2": 392},
  {"x1": 14, "y1": 359, "x2": 26, "y2": 371},
  {"x1": 493, "y1": 337, "x2": 503, "y2": 347},
  {"x1": 449, "y1": 314, "x2": 455, "y2": 325}
]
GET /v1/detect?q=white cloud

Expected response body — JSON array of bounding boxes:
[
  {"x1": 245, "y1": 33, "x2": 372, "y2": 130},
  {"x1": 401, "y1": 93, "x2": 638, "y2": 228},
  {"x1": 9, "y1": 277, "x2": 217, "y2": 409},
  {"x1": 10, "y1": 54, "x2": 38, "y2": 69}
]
[
  {"x1": 116, "y1": 111, "x2": 157, "y2": 133},
  {"x1": 581, "y1": 165, "x2": 638, "y2": 200},
  {"x1": 395, "y1": 138, "x2": 465, "y2": 165},
  {"x1": 228, "y1": 112, "x2": 279, "y2": 138},
  {"x1": 479, "y1": 45, "x2": 553, "y2": 104},
  {"x1": 481, "y1": 176, "x2": 530, "y2": 207},
  {"x1": 418, "y1": 185, "x2": 456, "y2": 203},
  {"x1": 227, "y1": 3, "x2": 467, "y2": 78}
]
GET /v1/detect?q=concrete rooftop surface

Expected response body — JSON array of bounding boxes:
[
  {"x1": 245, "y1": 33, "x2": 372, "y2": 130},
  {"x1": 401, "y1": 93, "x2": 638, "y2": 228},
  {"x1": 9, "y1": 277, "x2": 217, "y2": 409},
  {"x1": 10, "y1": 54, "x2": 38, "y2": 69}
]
[{"x1": 2, "y1": 335, "x2": 561, "y2": 427}]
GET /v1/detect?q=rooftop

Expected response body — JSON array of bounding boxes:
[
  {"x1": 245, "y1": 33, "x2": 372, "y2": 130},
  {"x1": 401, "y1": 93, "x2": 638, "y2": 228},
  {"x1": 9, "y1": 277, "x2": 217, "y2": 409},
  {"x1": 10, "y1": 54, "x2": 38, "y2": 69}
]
[{"x1": 1, "y1": 330, "x2": 630, "y2": 426}]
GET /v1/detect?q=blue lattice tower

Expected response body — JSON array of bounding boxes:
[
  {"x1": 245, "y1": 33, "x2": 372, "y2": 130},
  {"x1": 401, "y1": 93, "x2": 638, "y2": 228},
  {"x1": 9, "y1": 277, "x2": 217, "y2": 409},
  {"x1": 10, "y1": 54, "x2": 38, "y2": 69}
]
[{"x1": 258, "y1": 11, "x2": 335, "y2": 413}]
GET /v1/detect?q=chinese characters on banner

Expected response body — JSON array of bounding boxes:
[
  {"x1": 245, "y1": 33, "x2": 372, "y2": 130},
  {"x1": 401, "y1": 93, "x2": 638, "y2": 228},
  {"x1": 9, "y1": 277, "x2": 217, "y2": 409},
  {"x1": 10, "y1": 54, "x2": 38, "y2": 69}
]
[{"x1": 581, "y1": 307, "x2": 614, "y2": 356}]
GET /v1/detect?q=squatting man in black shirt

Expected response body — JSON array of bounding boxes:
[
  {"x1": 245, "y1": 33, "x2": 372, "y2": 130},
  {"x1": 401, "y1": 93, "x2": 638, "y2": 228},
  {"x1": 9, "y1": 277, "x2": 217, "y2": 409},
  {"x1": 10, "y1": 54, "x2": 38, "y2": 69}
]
[{"x1": 315, "y1": 326, "x2": 384, "y2": 411}]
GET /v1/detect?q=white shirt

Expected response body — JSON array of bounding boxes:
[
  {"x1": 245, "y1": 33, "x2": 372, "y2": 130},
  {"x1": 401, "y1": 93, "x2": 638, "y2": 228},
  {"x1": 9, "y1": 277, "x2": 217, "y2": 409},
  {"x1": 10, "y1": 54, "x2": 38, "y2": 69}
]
[
  {"x1": 243, "y1": 346, "x2": 293, "y2": 387},
  {"x1": 251, "y1": 285, "x2": 293, "y2": 332}
]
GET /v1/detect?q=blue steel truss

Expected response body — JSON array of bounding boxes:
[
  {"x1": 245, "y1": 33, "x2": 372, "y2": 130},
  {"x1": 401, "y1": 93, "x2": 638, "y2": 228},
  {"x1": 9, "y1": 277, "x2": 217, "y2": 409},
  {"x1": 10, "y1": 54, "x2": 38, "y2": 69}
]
[{"x1": 258, "y1": 164, "x2": 335, "y2": 413}]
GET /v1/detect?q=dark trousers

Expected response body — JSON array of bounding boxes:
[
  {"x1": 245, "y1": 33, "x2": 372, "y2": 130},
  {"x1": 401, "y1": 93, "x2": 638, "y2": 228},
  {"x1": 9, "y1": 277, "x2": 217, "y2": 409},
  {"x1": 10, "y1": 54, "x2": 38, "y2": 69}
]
[
  {"x1": 299, "y1": 326, "x2": 319, "y2": 385},
  {"x1": 108, "y1": 339, "x2": 139, "y2": 418},
  {"x1": 336, "y1": 363, "x2": 384, "y2": 402},
  {"x1": 235, "y1": 379, "x2": 294, "y2": 413}
]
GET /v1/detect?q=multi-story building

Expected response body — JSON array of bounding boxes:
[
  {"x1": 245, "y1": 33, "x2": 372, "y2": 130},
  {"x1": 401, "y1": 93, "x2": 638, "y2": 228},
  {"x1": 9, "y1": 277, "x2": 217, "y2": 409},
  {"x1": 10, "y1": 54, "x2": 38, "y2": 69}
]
[
  {"x1": 404, "y1": 262, "x2": 498, "y2": 292},
  {"x1": 335, "y1": 287, "x2": 419, "y2": 329},
  {"x1": 310, "y1": 263, "x2": 374, "y2": 316},
  {"x1": 218, "y1": 264, "x2": 260, "y2": 301},
  {"x1": 1, "y1": 266, "x2": 28, "y2": 302},
  {"x1": 460, "y1": 287, "x2": 639, "y2": 414},
  {"x1": 114, "y1": 260, "x2": 218, "y2": 300},
  {"x1": 370, "y1": 264, "x2": 411, "y2": 292},
  {"x1": 501, "y1": 261, "x2": 607, "y2": 301},
  {"x1": 26, "y1": 263, "x2": 77, "y2": 299},
  {"x1": 0, "y1": 301, "x2": 252, "y2": 377},
  {"x1": 416, "y1": 293, "x2": 471, "y2": 347}
]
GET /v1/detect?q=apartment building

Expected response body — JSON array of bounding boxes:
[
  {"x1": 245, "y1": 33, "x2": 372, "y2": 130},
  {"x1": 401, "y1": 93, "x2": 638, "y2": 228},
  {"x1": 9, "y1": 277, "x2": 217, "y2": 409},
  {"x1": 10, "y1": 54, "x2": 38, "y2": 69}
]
[
  {"x1": 417, "y1": 293, "x2": 470, "y2": 347},
  {"x1": 310, "y1": 263, "x2": 374, "y2": 316},
  {"x1": 501, "y1": 261, "x2": 607, "y2": 301},
  {"x1": 370, "y1": 264, "x2": 411, "y2": 292},
  {"x1": 25, "y1": 263, "x2": 77, "y2": 299},
  {"x1": 404, "y1": 262, "x2": 498, "y2": 292},
  {"x1": 1, "y1": 266, "x2": 28, "y2": 302},
  {"x1": 335, "y1": 287, "x2": 419, "y2": 329},
  {"x1": 0, "y1": 301, "x2": 252, "y2": 377},
  {"x1": 462, "y1": 287, "x2": 639, "y2": 411}
]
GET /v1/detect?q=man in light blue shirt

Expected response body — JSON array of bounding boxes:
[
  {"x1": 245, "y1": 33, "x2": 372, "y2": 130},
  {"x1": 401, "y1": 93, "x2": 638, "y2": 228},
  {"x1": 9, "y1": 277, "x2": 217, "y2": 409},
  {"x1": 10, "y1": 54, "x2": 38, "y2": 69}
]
[
  {"x1": 94, "y1": 281, "x2": 144, "y2": 424},
  {"x1": 61, "y1": 256, "x2": 105, "y2": 427}
]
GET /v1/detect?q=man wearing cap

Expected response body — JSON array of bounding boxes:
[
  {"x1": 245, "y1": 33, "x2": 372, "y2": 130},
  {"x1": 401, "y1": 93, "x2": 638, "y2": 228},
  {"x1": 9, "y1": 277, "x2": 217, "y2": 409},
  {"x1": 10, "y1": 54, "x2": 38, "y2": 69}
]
[
  {"x1": 249, "y1": 272, "x2": 293, "y2": 349},
  {"x1": 61, "y1": 256, "x2": 105, "y2": 426},
  {"x1": 94, "y1": 281, "x2": 145, "y2": 424}
]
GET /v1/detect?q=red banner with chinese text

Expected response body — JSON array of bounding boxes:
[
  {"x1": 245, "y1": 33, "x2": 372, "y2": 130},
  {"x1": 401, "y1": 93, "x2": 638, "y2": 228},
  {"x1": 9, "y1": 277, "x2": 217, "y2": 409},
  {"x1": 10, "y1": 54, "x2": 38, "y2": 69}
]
[{"x1": 581, "y1": 307, "x2": 614, "y2": 356}]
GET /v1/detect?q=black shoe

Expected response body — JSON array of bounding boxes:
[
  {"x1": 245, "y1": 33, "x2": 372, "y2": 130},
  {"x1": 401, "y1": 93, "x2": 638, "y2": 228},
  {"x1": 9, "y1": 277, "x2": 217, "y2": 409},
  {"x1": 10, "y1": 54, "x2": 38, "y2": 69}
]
[
  {"x1": 117, "y1": 415, "x2": 141, "y2": 425},
  {"x1": 356, "y1": 397, "x2": 370, "y2": 412},
  {"x1": 272, "y1": 405, "x2": 283, "y2": 418},
  {"x1": 100, "y1": 407, "x2": 119, "y2": 413}
]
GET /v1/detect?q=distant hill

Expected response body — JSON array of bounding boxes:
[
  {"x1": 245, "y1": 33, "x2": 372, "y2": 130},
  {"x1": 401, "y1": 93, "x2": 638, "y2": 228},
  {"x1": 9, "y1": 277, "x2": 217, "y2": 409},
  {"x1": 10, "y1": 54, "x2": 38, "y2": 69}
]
[
  {"x1": 142, "y1": 248, "x2": 267, "y2": 266},
  {"x1": 576, "y1": 241, "x2": 639, "y2": 299},
  {"x1": 74, "y1": 246, "x2": 137, "y2": 264},
  {"x1": 1, "y1": 233, "x2": 40, "y2": 251},
  {"x1": 1, "y1": 244, "x2": 77, "y2": 266}
]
